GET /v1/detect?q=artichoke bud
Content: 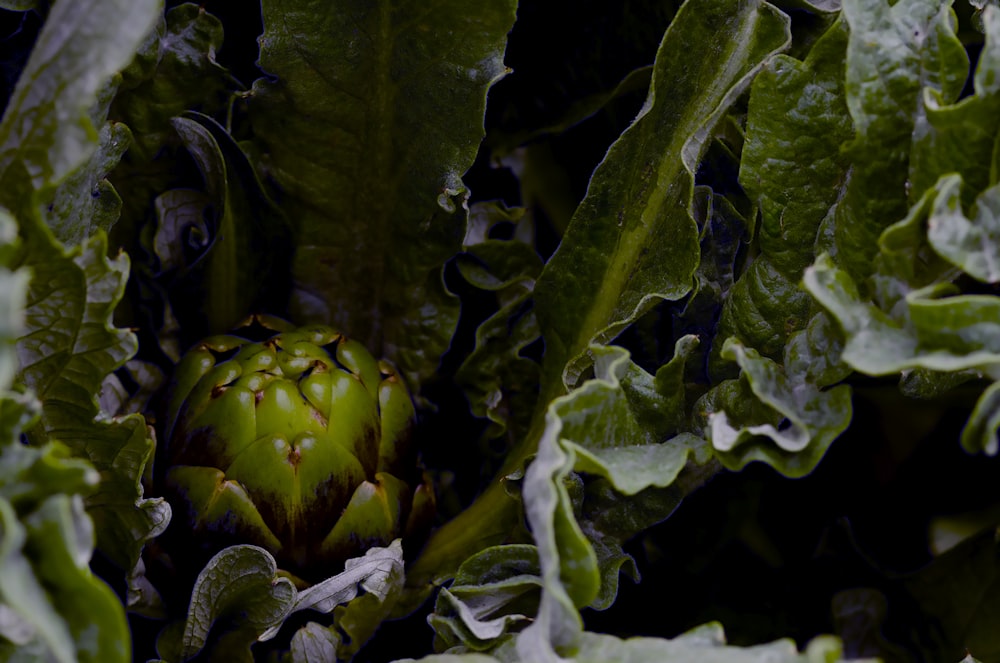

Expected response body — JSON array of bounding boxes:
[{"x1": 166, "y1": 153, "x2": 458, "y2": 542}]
[{"x1": 162, "y1": 318, "x2": 432, "y2": 572}]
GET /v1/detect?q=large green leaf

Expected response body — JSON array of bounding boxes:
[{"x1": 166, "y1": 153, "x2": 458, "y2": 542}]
[
  {"x1": 1, "y1": 233, "x2": 128, "y2": 661},
  {"x1": 247, "y1": 0, "x2": 517, "y2": 390},
  {"x1": 832, "y1": 0, "x2": 967, "y2": 282},
  {"x1": 0, "y1": 0, "x2": 167, "y2": 586},
  {"x1": 910, "y1": 5, "x2": 1000, "y2": 205},
  {"x1": 713, "y1": 16, "x2": 852, "y2": 367},
  {"x1": 14, "y1": 222, "x2": 170, "y2": 572},
  {"x1": 516, "y1": 343, "x2": 713, "y2": 659},
  {"x1": 409, "y1": 0, "x2": 790, "y2": 596},
  {"x1": 0, "y1": 0, "x2": 160, "y2": 204},
  {"x1": 533, "y1": 0, "x2": 791, "y2": 391}
]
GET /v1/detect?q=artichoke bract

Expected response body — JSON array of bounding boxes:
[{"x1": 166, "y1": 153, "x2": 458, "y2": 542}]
[{"x1": 161, "y1": 318, "x2": 432, "y2": 571}]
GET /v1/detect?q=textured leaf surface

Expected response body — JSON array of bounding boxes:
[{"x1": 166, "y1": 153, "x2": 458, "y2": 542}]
[
  {"x1": 248, "y1": 0, "x2": 517, "y2": 390},
  {"x1": 0, "y1": 0, "x2": 159, "y2": 198},
  {"x1": 3, "y1": 215, "x2": 123, "y2": 663},
  {"x1": 703, "y1": 338, "x2": 853, "y2": 477},
  {"x1": 518, "y1": 343, "x2": 712, "y2": 660},
  {"x1": 574, "y1": 623, "x2": 843, "y2": 663},
  {"x1": 180, "y1": 545, "x2": 296, "y2": 659},
  {"x1": 15, "y1": 225, "x2": 169, "y2": 571},
  {"x1": 428, "y1": 545, "x2": 541, "y2": 651},
  {"x1": 534, "y1": 0, "x2": 791, "y2": 390},
  {"x1": 715, "y1": 16, "x2": 852, "y2": 364},
  {"x1": 832, "y1": 0, "x2": 966, "y2": 282}
]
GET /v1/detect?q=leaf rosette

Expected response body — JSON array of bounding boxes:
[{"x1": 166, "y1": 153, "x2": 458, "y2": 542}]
[{"x1": 161, "y1": 318, "x2": 433, "y2": 573}]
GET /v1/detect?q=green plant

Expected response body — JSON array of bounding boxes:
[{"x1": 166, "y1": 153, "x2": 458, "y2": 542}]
[
  {"x1": 0, "y1": 0, "x2": 998, "y2": 661},
  {"x1": 161, "y1": 318, "x2": 429, "y2": 574}
]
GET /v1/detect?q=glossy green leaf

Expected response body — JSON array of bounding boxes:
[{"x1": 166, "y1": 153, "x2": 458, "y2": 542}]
[
  {"x1": 14, "y1": 224, "x2": 169, "y2": 572},
  {"x1": 703, "y1": 337, "x2": 853, "y2": 477},
  {"x1": 0, "y1": 0, "x2": 160, "y2": 204},
  {"x1": 715, "y1": 16, "x2": 852, "y2": 364},
  {"x1": 179, "y1": 545, "x2": 296, "y2": 660},
  {"x1": 926, "y1": 175, "x2": 1000, "y2": 284},
  {"x1": 805, "y1": 253, "x2": 1000, "y2": 375},
  {"x1": 247, "y1": 0, "x2": 517, "y2": 391},
  {"x1": 534, "y1": 0, "x2": 791, "y2": 391},
  {"x1": 910, "y1": 6, "x2": 1000, "y2": 204},
  {"x1": 832, "y1": 0, "x2": 967, "y2": 282},
  {"x1": 518, "y1": 342, "x2": 714, "y2": 659},
  {"x1": 429, "y1": 545, "x2": 541, "y2": 652}
]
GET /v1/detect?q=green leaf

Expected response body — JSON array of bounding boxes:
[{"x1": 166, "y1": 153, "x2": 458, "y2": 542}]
[
  {"x1": 572, "y1": 622, "x2": 844, "y2": 663},
  {"x1": 179, "y1": 545, "x2": 296, "y2": 660},
  {"x1": 0, "y1": 385, "x2": 99, "y2": 663},
  {"x1": 926, "y1": 175, "x2": 1000, "y2": 284},
  {"x1": 41, "y1": 108, "x2": 131, "y2": 247},
  {"x1": 0, "y1": 489, "x2": 131, "y2": 663},
  {"x1": 247, "y1": 0, "x2": 517, "y2": 390},
  {"x1": 702, "y1": 337, "x2": 853, "y2": 477},
  {"x1": 961, "y1": 379, "x2": 1000, "y2": 454},
  {"x1": 517, "y1": 342, "x2": 713, "y2": 659},
  {"x1": 0, "y1": 211, "x2": 28, "y2": 391},
  {"x1": 15, "y1": 223, "x2": 169, "y2": 572},
  {"x1": 428, "y1": 545, "x2": 541, "y2": 652},
  {"x1": 259, "y1": 540, "x2": 405, "y2": 650},
  {"x1": 902, "y1": 528, "x2": 1000, "y2": 661},
  {"x1": 714, "y1": 16, "x2": 852, "y2": 365},
  {"x1": 289, "y1": 622, "x2": 340, "y2": 663},
  {"x1": 832, "y1": 0, "x2": 967, "y2": 282},
  {"x1": 166, "y1": 113, "x2": 292, "y2": 333},
  {"x1": 0, "y1": 0, "x2": 161, "y2": 204},
  {"x1": 331, "y1": 540, "x2": 407, "y2": 661},
  {"x1": 534, "y1": 0, "x2": 792, "y2": 391},
  {"x1": 805, "y1": 253, "x2": 1000, "y2": 375},
  {"x1": 910, "y1": 5, "x2": 1000, "y2": 205},
  {"x1": 456, "y1": 203, "x2": 542, "y2": 441},
  {"x1": 111, "y1": 3, "x2": 237, "y2": 160}
]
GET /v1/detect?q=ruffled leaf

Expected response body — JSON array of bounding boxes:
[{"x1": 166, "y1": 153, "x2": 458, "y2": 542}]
[
  {"x1": 517, "y1": 342, "x2": 713, "y2": 659},
  {"x1": 15, "y1": 224, "x2": 170, "y2": 572},
  {"x1": 702, "y1": 337, "x2": 853, "y2": 477},
  {"x1": 832, "y1": 0, "x2": 967, "y2": 282},
  {"x1": 178, "y1": 545, "x2": 296, "y2": 660},
  {"x1": 0, "y1": 0, "x2": 160, "y2": 201},
  {"x1": 714, "y1": 16, "x2": 852, "y2": 366},
  {"x1": 428, "y1": 545, "x2": 541, "y2": 652}
]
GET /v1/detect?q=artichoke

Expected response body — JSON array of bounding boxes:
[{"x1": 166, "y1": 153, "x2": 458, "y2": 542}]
[{"x1": 161, "y1": 318, "x2": 433, "y2": 571}]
